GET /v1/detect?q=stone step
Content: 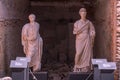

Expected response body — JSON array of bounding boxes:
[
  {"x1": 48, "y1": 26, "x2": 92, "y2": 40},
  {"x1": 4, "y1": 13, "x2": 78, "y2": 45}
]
[
  {"x1": 29, "y1": 72, "x2": 48, "y2": 80},
  {"x1": 68, "y1": 72, "x2": 93, "y2": 80}
]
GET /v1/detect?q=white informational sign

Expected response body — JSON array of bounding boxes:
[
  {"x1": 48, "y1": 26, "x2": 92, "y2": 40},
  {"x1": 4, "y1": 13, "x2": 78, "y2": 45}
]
[
  {"x1": 92, "y1": 59, "x2": 107, "y2": 65},
  {"x1": 98, "y1": 62, "x2": 117, "y2": 70},
  {"x1": 10, "y1": 60, "x2": 27, "y2": 68},
  {"x1": 16, "y1": 57, "x2": 31, "y2": 63}
]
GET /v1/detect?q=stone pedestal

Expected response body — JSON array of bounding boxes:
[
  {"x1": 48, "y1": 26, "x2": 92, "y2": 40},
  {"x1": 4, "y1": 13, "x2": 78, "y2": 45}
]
[
  {"x1": 29, "y1": 72, "x2": 48, "y2": 80},
  {"x1": 68, "y1": 72, "x2": 93, "y2": 80}
]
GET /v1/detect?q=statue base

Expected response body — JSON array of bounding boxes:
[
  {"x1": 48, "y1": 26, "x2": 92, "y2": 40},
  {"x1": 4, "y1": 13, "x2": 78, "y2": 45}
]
[
  {"x1": 68, "y1": 72, "x2": 93, "y2": 80},
  {"x1": 0, "y1": 70, "x2": 5, "y2": 77},
  {"x1": 29, "y1": 72, "x2": 48, "y2": 80}
]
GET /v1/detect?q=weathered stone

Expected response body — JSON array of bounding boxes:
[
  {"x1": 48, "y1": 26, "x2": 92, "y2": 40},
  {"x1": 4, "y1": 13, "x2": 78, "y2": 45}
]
[
  {"x1": 116, "y1": 54, "x2": 120, "y2": 60},
  {"x1": 117, "y1": 43, "x2": 120, "y2": 47},
  {"x1": 117, "y1": 33, "x2": 120, "y2": 36},
  {"x1": 117, "y1": 27, "x2": 120, "y2": 33},
  {"x1": 117, "y1": 50, "x2": 120, "y2": 53},
  {"x1": 117, "y1": 7, "x2": 120, "y2": 16},
  {"x1": 117, "y1": 20, "x2": 120, "y2": 26},
  {"x1": 0, "y1": 0, "x2": 118, "y2": 79},
  {"x1": 117, "y1": 37, "x2": 120, "y2": 40},
  {"x1": 117, "y1": 16, "x2": 120, "y2": 20},
  {"x1": 0, "y1": 0, "x2": 30, "y2": 76},
  {"x1": 117, "y1": 47, "x2": 120, "y2": 51},
  {"x1": 116, "y1": 39, "x2": 120, "y2": 43},
  {"x1": 117, "y1": 1, "x2": 120, "y2": 7}
]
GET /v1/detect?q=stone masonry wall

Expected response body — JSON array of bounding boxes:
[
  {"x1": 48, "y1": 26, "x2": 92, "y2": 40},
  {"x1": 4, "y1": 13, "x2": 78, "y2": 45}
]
[
  {"x1": 94, "y1": 0, "x2": 115, "y2": 61},
  {"x1": 116, "y1": 0, "x2": 120, "y2": 79},
  {"x1": 0, "y1": 0, "x2": 30, "y2": 77},
  {"x1": 94, "y1": 0, "x2": 117, "y2": 79}
]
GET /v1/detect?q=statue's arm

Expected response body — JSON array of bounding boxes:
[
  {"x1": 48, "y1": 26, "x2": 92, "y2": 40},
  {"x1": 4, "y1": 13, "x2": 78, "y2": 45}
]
[
  {"x1": 21, "y1": 25, "x2": 27, "y2": 46},
  {"x1": 90, "y1": 22, "x2": 95, "y2": 37},
  {"x1": 21, "y1": 25, "x2": 28, "y2": 54},
  {"x1": 89, "y1": 22, "x2": 96, "y2": 45},
  {"x1": 73, "y1": 22, "x2": 78, "y2": 34}
]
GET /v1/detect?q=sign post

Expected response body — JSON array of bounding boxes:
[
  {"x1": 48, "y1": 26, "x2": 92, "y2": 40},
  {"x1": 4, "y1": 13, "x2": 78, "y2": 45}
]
[
  {"x1": 10, "y1": 60, "x2": 28, "y2": 80},
  {"x1": 98, "y1": 62, "x2": 116, "y2": 80},
  {"x1": 92, "y1": 59, "x2": 107, "y2": 80}
]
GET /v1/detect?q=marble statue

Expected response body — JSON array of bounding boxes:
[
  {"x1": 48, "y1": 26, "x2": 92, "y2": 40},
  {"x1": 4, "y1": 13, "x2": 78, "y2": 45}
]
[
  {"x1": 21, "y1": 14, "x2": 43, "y2": 72},
  {"x1": 73, "y1": 8, "x2": 95, "y2": 72}
]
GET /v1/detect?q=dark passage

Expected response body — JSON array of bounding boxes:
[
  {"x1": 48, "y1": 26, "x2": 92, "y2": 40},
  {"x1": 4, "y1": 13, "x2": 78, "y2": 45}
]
[{"x1": 30, "y1": 0, "x2": 97, "y2": 80}]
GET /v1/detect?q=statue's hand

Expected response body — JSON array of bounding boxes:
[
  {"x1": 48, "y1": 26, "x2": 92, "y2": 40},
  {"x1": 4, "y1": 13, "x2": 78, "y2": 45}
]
[
  {"x1": 91, "y1": 38, "x2": 95, "y2": 47},
  {"x1": 77, "y1": 31, "x2": 81, "y2": 35}
]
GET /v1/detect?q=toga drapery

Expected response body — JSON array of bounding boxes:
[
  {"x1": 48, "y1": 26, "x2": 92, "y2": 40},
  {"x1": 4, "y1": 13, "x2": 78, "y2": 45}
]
[
  {"x1": 21, "y1": 22, "x2": 43, "y2": 70},
  {"x1": 73, "y1": 19, "x2": 95, "y2": 69}
]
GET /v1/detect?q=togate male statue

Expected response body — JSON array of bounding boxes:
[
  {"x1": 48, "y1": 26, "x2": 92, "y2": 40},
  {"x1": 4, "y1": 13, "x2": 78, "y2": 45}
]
[
  {"x1": 73, "y1": 8, "x2": 95, "y2": 72},
  {"x1": 21, "y1": 14, "x2": 43, "y2": 72}
]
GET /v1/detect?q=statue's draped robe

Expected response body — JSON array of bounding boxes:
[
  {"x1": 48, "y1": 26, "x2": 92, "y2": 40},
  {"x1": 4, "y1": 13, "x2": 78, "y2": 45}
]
[
  {"x1": 73, "y1": 20, "x2": 95, "y2": 69},
  {"x1": 22, "y1": 22, "x2": 43, "y2": 70}
]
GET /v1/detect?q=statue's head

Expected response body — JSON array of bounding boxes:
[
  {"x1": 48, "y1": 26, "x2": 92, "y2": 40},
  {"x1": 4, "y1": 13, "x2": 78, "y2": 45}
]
[
  {"x1": 79, "y1": 8, "x2": 87, "y2": 20},
  {"x1": 29, "y1": 14, "x2": 36, "y2": 23}
]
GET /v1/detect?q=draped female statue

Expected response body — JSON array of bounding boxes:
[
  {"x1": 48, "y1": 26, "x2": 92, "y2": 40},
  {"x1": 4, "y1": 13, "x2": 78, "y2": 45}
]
[{"x1": 22, "y1": 14, "x2": 43, "y2": 72}]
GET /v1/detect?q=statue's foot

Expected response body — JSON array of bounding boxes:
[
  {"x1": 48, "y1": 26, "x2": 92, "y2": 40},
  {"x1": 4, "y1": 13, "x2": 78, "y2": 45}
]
[
  {"x1": 81, "y1": 67, "x2": 89, "y2": 72},
  {"x1": 73, "y1": 66, "x2": 81, "y2": 72},
  {"x1": 33, "y1": 64, "x2": 41, "y2": 72},
  {"x1": 73, "y1": 66, "x2": 77, "y2": 72},
  {"x1": 33, "y1": 67, "x2": 40, "y2": 72},
  {"x1": 33, "y1": 69, "x2": 39, "y2": 72},
  {"x1": 73, "y1": 66, "x2": 90, "y2": 72}
]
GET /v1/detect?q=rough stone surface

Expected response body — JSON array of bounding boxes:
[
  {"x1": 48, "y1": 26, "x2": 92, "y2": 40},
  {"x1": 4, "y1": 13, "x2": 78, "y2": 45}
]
[
  {"x1": 0, "y1": 0, "x2": 30, "y2": 19},
  {"x1": 0, "y1": 0, "x2": 30, "y2": 77},
  {"x1": 3, "y1": 20, "x2": 27, "y2": 75},
  {"x1": 116, "y1": 0, "x2": 120, "y2": 80},
  {"x1": 0, "y1": 0, "x2": 118, "y2": 80},
  {"x1": 0, "y1": 21, "x2": 6, "y2": 77},
  {"x1": 94, "y1": 0, "x2": 115, "y2": 61}
]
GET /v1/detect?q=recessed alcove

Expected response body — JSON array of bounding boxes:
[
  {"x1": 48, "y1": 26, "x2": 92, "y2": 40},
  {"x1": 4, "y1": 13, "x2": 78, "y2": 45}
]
[
  {"x1": 29, "y1": 0, "x2": 115, "y2": 79},
  {"x1": 0, "y1": 0, "x2": 116, "y2": 79}
]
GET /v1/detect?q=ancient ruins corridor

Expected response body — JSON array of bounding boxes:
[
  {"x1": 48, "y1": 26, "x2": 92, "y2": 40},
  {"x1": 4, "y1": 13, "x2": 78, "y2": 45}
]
[
  {"x1": 0, "y1": 0, "x2": 117, "y2": 80},
  {"x1": 30, "y1": 0, "x2": 116, "y2": 79},
  {"x1": 30, "y1": 0, "x2": 96, "y2": 77}
]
